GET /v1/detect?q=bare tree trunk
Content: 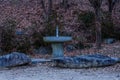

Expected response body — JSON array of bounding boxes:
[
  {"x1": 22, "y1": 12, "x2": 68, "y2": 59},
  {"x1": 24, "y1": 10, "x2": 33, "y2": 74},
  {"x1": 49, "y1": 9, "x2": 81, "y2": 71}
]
[
  {"x1": 62, "y1": 0, "x2": 68, "y2": 11},
  {"x1": 40, "y1": 0, "x2": 53, "y2": 22},
  {"x1": 108, "y1": 0, "x2": 113, "y2": 14},
  {"x1": 108, "y1": 0, "x2": 118, "y2": 14},
  {"x1": 40, "y1": 0, "x2": 48, "y2": 21},
  {"x1": 88, "y1": 0, "x2": 103, "y2": 49},
  {"x1": 107, "y1": 0, "x2": 118, "y2": 20},
  {"x1": 48, "y1": 0, "x2": 53, "y2": 16},
  {"x1": 60, "y1": 0, "x2": 69, "y2": 11},
  {"x1": 95, "y1": 21, "x2": 102, "y2": 49},
  {"x1": 95, "y1": 9, "x2": 102, "y2": 49},
  {"x1": 40, "y1": 0, "x2": 54, "y2": 35}
]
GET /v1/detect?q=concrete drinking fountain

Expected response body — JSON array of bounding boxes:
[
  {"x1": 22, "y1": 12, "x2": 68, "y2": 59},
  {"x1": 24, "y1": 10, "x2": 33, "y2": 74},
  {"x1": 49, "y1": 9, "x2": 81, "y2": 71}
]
[
  {"x1": 43, "y1": 26, "x2": 120, "y2": 69},
  {"x1": 43, "y1": 26, "x2": 72, "y2": 58}
]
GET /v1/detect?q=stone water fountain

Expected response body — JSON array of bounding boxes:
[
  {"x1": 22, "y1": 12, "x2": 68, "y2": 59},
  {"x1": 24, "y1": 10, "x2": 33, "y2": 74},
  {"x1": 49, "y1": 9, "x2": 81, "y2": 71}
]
[
  {"x1": 43, "y1": 26, "x2": 72, "y2": 58},
  {"x1": 43, "y1": 26, "x2": 120, "y2": 69}
]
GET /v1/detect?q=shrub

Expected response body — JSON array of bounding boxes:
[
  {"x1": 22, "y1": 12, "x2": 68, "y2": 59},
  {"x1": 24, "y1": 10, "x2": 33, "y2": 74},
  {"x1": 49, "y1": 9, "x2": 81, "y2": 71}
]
[
  {"x1": 77, "y1": 11, "x2": 96, "y2": 42},
  {"x1": 0, "y1": 18, "x2": 32, "y2": 53},
  {"x1": 28, "y1": 22, "x2": 50, "y2": 49},
  {"x1": 101, "y1": 20, "x2": 114, "y2": 38},
  {"x1": 78, "y1": 11, "x2": 95, "y2": 28},
  {"x1": 101, "y1": 12, "x2": 115, "y2": 38},
  {"x1": 15, "y1": 32, "x2": 31, "y2": 53},
  {"x1": 0, "y1": 18, "x2": 17, "y2": 52}
]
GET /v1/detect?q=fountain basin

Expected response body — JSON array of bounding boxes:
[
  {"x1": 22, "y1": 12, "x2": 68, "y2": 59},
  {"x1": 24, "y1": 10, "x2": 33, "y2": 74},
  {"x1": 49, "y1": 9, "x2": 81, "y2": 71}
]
[{"x1": 43, "y1": 36, "x2": 72, "y2": 43}]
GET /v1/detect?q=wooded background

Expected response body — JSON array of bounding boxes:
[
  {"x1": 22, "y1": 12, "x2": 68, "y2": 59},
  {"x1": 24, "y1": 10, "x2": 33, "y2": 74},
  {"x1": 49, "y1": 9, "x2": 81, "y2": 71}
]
[{"x1": 0, "y1": 0, "x2": 119, "y2": 53}]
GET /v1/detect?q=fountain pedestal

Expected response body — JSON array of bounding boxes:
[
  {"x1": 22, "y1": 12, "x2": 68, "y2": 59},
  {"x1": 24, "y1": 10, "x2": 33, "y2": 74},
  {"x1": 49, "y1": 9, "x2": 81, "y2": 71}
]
[
  {"x1": 43, "y1": 36, "x2": 72, "y2": 58},
  {"x1": 52, "y1": 43, "x2": 64, "y2": 57}
]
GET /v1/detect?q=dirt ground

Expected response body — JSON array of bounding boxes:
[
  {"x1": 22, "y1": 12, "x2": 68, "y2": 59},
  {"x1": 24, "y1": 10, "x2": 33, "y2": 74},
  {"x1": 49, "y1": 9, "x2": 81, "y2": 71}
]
[{"x1": 0, "y1": 63, "x2": 120, "y2": 80}]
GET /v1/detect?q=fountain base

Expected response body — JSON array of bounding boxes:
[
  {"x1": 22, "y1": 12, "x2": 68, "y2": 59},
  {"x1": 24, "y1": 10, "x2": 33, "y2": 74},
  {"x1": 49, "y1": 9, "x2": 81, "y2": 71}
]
[{"x1": 52, "y1": 43, "x2": 64, "y2": 57}]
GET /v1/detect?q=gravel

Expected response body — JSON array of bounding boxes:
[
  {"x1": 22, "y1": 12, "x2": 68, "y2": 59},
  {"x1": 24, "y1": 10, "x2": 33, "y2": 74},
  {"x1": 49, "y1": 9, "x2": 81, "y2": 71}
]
[{"x1": 0, "y1": 63, "x2": 120, "y2": 80}]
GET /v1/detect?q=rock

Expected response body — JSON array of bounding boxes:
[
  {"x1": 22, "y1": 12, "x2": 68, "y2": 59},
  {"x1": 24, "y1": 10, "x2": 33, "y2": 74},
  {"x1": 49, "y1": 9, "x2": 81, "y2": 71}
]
[
  {"x1": 66, "y1": 44, "x2": 76, "y2": 52},
  {"x1": 52, "y1": 54, "x2": 120, "y2": 68},
  {"x1": 31, "y1": 58, "x2": 51, "y2": 64},
  {"x1": 104, "y1": 38, "x2": 116, "y2": 44},
  {"x1": 0, "y1": 52, "x2": 31, "y2": 67},
  {"x1": 16, "y1": 30, "x2": 24, "y2": 35},
  {"x1": 33, "y1": 46, "x2": 52, "y2": 55}
]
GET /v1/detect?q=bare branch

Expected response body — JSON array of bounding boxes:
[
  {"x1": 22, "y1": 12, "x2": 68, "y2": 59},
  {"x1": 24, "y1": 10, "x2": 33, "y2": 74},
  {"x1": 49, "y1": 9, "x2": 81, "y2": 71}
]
[
  {"x1": 107, "y1": 0, "x2": 118, "y2": 13},
  {"x1": 40, "y1": 0, "x2": 47, "y2": 15}
]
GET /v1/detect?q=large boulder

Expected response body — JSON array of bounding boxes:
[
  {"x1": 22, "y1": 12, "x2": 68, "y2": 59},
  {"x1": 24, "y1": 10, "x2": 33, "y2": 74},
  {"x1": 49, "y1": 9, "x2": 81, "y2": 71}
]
[
  {"x1": 52, "y1": 54, "x2": 120, "y2": 68},
  {"x1": 104, "y1": 38, "x2": 116, "y2": 44},
  {"x1": 0, "y1": 52, "x2": 31, "y2": 67}
]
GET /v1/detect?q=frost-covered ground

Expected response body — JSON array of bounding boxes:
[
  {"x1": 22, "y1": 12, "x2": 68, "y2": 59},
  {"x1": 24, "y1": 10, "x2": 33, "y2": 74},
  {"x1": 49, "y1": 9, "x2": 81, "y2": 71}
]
[{"x1": 0, "y1": 63, "x2": 120, "y2": 80}]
